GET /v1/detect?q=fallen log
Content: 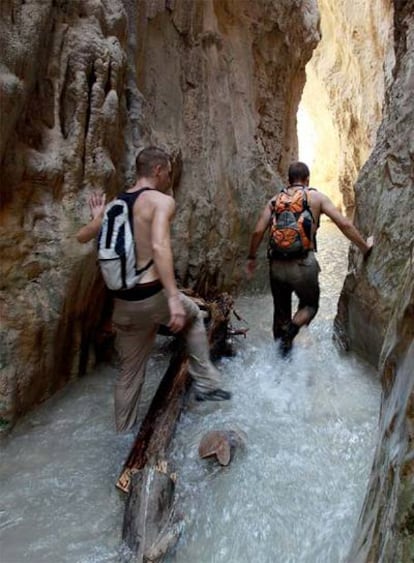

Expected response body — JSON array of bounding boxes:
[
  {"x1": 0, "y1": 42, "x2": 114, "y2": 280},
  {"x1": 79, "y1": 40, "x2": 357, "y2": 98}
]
[
  {"x1": 119, "y1": 292, "x2": 238, "y2": 561},
  {"x1": 117, "y1": 292, "x2": 235, "y2": 492},
  {"x1": 122, "y1": 464, "x2": 183, "y2": 562},
  {"x1": 116, "y1": 348, "x2": 189, "y2": 494},
  {"x1": 119, "y1": 348, "x2": 189, "y2": 561}
]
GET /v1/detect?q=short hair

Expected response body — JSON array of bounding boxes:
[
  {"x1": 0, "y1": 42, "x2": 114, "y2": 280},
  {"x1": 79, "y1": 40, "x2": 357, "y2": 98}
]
[
  {"x1": 288, "y1": 161, "x2": 310, "y2": 184},
  {"x1": 135, "y1": 146, "x2": 171, "y2": 178}
]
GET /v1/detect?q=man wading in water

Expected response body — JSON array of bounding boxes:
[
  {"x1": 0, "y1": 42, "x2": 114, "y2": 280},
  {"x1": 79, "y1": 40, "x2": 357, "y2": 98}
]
[
  {"x1": 77, "y1": 147, "x2": 230, "y2": 432},
  {"x1": 246, "y1": 161, "x2": 374, "y2": 357}
]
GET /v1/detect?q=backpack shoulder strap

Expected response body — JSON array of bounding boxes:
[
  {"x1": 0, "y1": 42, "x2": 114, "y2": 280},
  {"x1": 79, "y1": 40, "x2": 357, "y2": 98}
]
[
  {"x1": 302, "y1": 188, "x2": 315, "y2": 219},
  {"x1": 118, "y1": 186, "x2": 152, "y2": 208},
  {"x1": 271, "y1": 187, "x2": 288, "y2": 207},
  {"x1": 118, "y1": 187, "x2": 152, "y2": 228}
]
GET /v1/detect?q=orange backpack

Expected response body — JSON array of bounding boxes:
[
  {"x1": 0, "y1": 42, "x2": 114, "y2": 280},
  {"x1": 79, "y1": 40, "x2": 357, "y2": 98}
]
[{"x1": 268, "y1": 187, "x2": 314, "y2": 259}]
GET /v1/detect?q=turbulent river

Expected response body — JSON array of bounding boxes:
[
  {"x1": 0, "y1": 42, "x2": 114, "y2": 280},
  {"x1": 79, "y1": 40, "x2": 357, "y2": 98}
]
[{"x1": 0, "y1": 221, "x2": 381, "y2": 563}]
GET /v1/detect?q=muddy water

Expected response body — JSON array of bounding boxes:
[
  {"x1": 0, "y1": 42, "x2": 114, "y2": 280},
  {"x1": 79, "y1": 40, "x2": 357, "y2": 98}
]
[{"x1": 0, "y1": 221, "x2": 381, "y2": 562}]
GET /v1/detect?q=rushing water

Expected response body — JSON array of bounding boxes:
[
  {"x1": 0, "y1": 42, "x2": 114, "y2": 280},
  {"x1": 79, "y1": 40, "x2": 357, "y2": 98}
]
[
  {"x1": 167, "y1": 222, "x2": 381, "y2": 563},
  {"x1": 0, "y1": 222, "x2": 381, "y2": 563}
]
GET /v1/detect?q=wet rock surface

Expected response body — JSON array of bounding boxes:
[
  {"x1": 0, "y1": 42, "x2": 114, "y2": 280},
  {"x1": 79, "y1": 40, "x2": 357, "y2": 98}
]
[
  {"x1": 335, "y1": 2, "x2": 414, "y2": 559},
  {"x1": 198, "y1": 428, "x2": 246, "y2": 466}
]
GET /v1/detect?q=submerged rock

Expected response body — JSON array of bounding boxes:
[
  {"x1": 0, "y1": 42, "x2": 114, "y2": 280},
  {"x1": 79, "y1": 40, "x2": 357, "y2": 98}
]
[{"x1": 198, "y1": 429, "x2": 246, "y2": 466}]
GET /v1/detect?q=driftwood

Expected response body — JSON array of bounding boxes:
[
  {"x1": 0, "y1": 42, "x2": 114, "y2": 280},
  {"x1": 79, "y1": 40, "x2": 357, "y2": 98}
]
[
  {"x1": 122, "y1": 465, "x2": 183, "y2": 562},
  {"x1": 117, "y1": 348, "x2": 189, "y2": 494},
  {"x1": 119, "y1": 292, "x2": 239, "y2": 562},
  {"x1": 119, "y1": 347, "x2": 189, "y2": 562}
]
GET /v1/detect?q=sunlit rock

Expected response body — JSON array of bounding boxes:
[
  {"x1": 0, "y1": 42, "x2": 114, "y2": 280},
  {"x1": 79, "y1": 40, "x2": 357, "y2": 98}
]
[{"x1": 298, "y1": 0, "x2": 394, "y2": 215}]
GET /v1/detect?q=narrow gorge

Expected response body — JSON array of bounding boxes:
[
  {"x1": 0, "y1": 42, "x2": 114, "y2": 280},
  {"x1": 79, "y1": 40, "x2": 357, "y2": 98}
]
[{"x1": 0, "y1": 0, "x2": 413, "y2": 561}]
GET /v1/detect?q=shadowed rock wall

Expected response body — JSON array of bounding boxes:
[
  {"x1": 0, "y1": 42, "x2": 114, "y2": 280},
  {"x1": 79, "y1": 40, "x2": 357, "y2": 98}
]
[
  {"x1": 0, "y1": 0, "x2": 135, "y2": 426},
  {"x1": 0, "y1": 0, "x2": 319, "y2": 426},
  {"x1": 348, "y1": 264, "x2": 413, "y2": 562},
  {"x1": 335, "y1": 1, "x2": 414, "y2": 559},
  {"x1": 334, "y1": 2, "x2": 413, "y2": 369}
]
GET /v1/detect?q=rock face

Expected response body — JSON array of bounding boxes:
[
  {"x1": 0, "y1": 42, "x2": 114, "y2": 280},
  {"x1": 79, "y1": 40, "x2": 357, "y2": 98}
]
[
  {"x1": 334, "y1": 3, "x2": 413, "y2": 368},
  {"x1": 348, "y1": 266, "x2": 414, "y2": 562},
  {"x1": 335, "y1": 2, "x2": 414, "y2": 560},
  {"x1": 0, "y1": 0, "x2": 320, "y2": 426},
  {"x1": 1, "y1": 0, "x2": 412, "y2": 559},
  {"x1": 299, "y1": 0, "x2": 394, "y2": 214},
  {"x1": 0, "y1": 0, "x2": 134, "y2": 425},
  {"x1": 133, "y1": 0, "x2": 320, "y2": 290}
]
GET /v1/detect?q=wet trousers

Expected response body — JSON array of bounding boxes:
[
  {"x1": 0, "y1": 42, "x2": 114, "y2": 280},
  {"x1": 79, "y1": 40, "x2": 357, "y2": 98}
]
[
  {"x1": 269, "y1": 251, "x2": 320, "y2": 339},
  {"x1": 112, "y1": 289, "x2": 222, "y2": 432}
]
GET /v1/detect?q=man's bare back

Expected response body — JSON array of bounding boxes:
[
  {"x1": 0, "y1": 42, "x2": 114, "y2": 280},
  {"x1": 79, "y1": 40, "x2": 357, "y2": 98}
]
[{"x1": 128, "y1": 187, "x2": 175, "y2": 284}]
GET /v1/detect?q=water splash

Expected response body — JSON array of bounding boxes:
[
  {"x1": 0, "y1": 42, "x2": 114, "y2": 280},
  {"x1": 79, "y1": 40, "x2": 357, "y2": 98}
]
[
  {"x1": 166, "y1": 224, "x2": 381, "y2": 563},
  {"x1": 0, "y1": 222, "x2": 381, "y2": 562}
]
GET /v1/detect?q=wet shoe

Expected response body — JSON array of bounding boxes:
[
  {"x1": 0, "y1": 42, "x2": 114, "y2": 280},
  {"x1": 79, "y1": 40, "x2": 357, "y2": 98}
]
[
  {"x1": 195, "y1": 388, "x2": 232, "y2": 401},
  {"x1": 278, "y1": 322, "x2": 299, "y2": 358},
  {"x1": 279, "y1": 337, "x2": 293, "y2": 358}
]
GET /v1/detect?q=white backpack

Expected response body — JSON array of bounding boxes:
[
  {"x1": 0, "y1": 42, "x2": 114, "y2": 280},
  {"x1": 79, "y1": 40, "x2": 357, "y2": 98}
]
[{"x1": 97, "y1": 188, "x2": 152, "y2": 290}]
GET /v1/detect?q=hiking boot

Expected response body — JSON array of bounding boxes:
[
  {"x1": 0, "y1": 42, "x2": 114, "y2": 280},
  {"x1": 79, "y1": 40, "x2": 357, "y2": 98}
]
[{"x1": 195, "y1": 388, "x2": 232, "y2": 402}]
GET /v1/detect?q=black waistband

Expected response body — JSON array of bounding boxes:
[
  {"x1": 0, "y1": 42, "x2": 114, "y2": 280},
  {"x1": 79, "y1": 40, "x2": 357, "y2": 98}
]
[
  {"x1": 113, "y1": 279, "x2": 163, "y2": 301},
  {"x1": 268, "y1": 249, "x2": 312, "y2": 261}
]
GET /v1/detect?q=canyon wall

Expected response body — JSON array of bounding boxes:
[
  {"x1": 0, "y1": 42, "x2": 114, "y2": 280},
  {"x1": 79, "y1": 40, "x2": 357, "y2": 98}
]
[
  {"x1": 1, "y1": 0, "x2": 413, "y2": 559},
  {"x1": 0, "y1": 0, "x2": 133, "y2": 428},
  {"x1": 0, "y1": 0, "x2": 320, "y2": 427},
  {"x1": 132, "y1": 0, "x2": 320, "y2": 291},
  {"x1": 334, "y1": 0, "x2": 413, "y2": 371},
  {"x1": 299, "y1": 0, "x2": 394, "y2": 214},
  {"x1": 336, "y1": 1, "x2": 414, "y2": 560}
]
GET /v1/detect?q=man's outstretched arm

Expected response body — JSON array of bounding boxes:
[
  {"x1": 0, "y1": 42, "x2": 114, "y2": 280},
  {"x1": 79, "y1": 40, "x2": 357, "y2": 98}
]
[{"x1": 320, "y1": 194, "x2": 374, "y2": 256}]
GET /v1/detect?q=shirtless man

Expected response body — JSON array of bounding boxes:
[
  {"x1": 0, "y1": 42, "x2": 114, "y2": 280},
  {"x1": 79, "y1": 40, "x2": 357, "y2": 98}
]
[
  {"x1": 77, "y1": 147, "x2": 230, "y2": 432},
  {"x1": 246, "y1": 161, "x2": 374, "y2": 356}
]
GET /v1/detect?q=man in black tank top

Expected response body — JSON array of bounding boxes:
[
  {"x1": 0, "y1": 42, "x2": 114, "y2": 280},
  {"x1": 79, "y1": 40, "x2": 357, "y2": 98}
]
[{"x1": 77, "y1": 147, "x2": 231, "y2": 432}]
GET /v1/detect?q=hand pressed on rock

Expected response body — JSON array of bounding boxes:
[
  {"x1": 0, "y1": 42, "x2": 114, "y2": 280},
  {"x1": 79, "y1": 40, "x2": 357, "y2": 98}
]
[{"x1": 89, "y1": 192, "x2": 106, "y2": 220}]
